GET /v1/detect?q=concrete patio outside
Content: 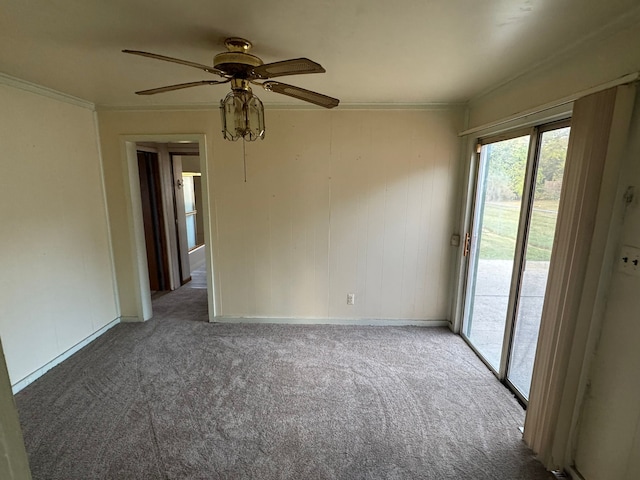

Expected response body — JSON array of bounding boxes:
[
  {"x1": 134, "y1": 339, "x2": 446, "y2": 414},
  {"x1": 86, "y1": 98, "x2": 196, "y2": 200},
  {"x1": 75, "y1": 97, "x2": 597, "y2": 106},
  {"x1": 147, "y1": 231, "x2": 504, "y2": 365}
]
[{"x1": 465, "y1": 258, "x2": 550, "y2": 399}]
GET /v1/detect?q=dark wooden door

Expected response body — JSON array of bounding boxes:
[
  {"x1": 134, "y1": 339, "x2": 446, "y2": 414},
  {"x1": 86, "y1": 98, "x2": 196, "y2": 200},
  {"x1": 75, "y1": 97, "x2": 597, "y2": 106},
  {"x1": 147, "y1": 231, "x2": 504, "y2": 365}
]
[{"x1": 137, "y1": 151, "x2": 170, "y2": 291}]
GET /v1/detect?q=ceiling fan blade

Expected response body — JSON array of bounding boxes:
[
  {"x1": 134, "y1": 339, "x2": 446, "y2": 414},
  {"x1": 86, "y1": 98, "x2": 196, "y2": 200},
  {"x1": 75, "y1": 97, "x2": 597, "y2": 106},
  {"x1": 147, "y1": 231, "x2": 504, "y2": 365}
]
[
  {"x1": 123, "y1": 49, "x2": 223, "y2": 76},
  {"x1": 262, "y1": 81, "x2": 339, "y2": 108},
  {"x1": 252, "y1": 58, "x2": 325, "y2": 79},
  {"x1": 135, "y1": 80, "x2": 229, "y2": 95}
]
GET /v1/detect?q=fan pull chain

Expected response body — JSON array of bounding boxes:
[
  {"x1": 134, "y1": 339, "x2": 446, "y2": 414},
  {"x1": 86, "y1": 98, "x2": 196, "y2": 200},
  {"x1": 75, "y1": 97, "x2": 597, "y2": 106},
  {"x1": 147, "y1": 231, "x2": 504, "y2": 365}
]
[{"x1": 243, "y1": 138, "x2": 247, "y2": 183}]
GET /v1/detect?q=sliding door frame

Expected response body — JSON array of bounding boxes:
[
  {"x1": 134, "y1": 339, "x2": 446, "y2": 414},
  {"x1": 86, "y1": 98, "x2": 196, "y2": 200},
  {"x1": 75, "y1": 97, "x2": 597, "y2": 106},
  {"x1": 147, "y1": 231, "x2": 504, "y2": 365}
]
[
  {"x1": 460, "y1": 126, "x2": 536, "y2": 389},
  {"x1": 460, "y1": 119, "x2": 571, "y2": 405}
]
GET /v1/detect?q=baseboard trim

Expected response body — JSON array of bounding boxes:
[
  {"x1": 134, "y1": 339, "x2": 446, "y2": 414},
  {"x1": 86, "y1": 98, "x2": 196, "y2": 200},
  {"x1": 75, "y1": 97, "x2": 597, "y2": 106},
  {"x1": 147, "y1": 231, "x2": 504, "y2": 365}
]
[
  {"x1": 213, "y1": 317, "x2": 450, "y2": 327},
  {"x1": 188, "y1": 244, "x2": 206, "y2": 272},
  {"x1": 11, "y1": 317, "x2": 121, "y2": 394},
  {"x1": 564, "y1": 466, "x2": 585, "y2": 480},
  {"x1": 120, "y1": 315, "x2": 143, "y2": 323}
]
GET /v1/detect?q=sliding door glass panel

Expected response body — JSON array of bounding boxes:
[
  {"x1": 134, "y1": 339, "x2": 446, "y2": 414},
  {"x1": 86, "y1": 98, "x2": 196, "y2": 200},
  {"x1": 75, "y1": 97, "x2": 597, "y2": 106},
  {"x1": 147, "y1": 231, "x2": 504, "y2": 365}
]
[
  {"x1": 508, "y1": 126, "x2": 570, "y2": 398},
  {"x1": 464, "y1": 135, "x2": 530, "y2": 371}
]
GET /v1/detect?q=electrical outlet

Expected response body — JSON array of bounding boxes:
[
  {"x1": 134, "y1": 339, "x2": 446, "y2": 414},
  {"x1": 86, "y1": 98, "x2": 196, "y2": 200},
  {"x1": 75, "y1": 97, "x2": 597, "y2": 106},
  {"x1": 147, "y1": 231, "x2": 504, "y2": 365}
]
[
  {"x1": 346, "y1": 293, "x2": 355, "y2": 305},
  {"x1": 619, "y1": 245, "x2": 640, "y2": 276}
]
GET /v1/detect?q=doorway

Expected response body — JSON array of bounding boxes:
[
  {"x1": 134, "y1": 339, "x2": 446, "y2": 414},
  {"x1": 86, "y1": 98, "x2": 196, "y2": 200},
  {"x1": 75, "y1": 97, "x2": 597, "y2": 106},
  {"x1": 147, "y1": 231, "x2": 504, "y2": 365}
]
[
  {"x1": 171, "y1": 153, "x2": 206, "y2": 286},
  {"x1": 123, "y1": 134, "x2": 217, "y2": 322},
  {"x1": 462, "y1": 120, "x2": 571, "y2": 403}
]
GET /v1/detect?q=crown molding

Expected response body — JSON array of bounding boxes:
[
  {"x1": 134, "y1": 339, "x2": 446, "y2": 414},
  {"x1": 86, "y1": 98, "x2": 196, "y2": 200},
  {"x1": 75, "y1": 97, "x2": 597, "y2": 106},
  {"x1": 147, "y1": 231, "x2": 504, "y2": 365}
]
[
  {"x1": 0, "y1": 72, "x2": 95, "y2": 110},
  {"x1": 469, "y1": 4, "x2": 640, "y2": 104},
  {"x1": 460, "y1": 72, "x2": 639, "y2": 137},
  {"x1": 266, "y1": 102, "x2": 467, "y2": 110}
]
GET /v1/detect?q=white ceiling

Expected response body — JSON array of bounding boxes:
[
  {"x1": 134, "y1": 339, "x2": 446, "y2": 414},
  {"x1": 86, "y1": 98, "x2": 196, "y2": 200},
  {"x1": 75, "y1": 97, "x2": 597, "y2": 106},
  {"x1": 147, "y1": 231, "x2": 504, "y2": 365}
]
[{"x1": 2, "y1": 0, "x2": 640, "y2": 108}]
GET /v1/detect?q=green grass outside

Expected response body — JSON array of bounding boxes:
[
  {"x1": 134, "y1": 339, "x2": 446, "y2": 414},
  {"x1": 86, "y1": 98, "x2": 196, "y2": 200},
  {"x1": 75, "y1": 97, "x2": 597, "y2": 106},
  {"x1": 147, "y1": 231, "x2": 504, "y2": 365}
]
[{"x1": 478, "y1": 200, "x2": 558, "y2": 261}]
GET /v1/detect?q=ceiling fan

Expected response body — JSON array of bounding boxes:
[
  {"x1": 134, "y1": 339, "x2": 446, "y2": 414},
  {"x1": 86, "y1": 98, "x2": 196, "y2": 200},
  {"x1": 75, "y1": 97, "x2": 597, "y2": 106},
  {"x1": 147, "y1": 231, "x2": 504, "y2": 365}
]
[{"x1": 123, "y1": 37, "x2": 339, "y2": 141}]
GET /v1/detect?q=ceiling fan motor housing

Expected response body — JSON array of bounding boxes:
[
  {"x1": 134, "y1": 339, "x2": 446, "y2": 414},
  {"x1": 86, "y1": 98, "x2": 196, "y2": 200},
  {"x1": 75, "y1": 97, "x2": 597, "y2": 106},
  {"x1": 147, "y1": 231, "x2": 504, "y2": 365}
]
[{"x1": 214, "y1": 37, "x2": 263, "y2": 79}]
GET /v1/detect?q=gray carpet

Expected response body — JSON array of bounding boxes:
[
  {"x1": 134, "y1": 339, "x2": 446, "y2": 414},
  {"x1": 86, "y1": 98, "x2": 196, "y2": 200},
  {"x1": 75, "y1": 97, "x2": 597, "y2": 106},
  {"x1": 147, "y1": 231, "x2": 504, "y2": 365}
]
[{"x1": 16, "y1": 286, "x2": 553, "y2": 479}]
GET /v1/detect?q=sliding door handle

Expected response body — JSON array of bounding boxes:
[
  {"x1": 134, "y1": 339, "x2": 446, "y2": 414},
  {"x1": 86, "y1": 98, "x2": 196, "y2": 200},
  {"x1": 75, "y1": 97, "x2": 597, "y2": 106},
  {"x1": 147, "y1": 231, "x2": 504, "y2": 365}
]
[{"x1": 463, "y1": 232, "x2": 471, "y2": 257}]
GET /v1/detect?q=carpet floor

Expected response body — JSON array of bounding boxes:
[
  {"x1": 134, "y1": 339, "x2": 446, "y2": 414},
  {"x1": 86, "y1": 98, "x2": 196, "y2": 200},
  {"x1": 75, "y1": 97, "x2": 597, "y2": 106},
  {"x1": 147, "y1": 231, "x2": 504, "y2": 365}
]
[{"x1": 16, "y1": 286, "x2": 553, "y2": 479}]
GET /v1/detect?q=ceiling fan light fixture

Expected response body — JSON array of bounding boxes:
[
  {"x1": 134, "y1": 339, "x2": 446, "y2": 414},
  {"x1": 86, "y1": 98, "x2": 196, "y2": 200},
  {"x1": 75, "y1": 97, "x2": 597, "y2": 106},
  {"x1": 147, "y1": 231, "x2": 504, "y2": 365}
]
[
  {"x1": 220, "y1": 89, "x2": 265, "y2": 142},
  {"x1": 124, "y1": 36, "x2": 339, "y2": 143}
]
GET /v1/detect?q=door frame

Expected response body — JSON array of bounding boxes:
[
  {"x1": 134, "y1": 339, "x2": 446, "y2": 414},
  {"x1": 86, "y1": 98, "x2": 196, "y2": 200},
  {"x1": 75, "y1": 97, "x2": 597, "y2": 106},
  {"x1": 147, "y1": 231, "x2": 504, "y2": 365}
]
[{"x1": 121, "y1": 134, "x2": 218, "y2": 322}]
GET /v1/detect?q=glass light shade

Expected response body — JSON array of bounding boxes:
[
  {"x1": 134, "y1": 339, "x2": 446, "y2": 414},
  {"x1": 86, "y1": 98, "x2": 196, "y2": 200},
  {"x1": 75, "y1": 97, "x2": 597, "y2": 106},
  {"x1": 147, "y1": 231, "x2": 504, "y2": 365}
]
[{"x1": 220, "y1": 90, "x2": 265, "y2": 141}]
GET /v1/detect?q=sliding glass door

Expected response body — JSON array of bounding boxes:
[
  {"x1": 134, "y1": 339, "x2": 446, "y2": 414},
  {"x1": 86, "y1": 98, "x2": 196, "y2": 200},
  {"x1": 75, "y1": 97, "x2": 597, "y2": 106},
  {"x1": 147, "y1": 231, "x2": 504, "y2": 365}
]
[
  {"x1": 462, "y1": 121, "x2": 570, "y2": 403},
  {"x1": 463, "y1": 133, "x2": 531, "y2": 371}
]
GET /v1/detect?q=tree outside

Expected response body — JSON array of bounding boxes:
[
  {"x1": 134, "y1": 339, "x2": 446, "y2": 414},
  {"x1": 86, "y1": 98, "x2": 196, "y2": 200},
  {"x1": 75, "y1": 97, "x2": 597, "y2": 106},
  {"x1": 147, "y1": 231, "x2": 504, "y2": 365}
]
[{"x1": 479, "y1": 128, "x2": 570, "y2": 261}]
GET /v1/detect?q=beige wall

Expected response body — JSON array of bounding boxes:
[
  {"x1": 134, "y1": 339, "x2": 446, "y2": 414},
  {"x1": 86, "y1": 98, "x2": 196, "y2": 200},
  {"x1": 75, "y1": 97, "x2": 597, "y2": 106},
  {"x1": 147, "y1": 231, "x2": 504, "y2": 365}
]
[
  {"x1": 98, "y1": 107, "x2": 464, "y2": 321},
  {"x1": 0, "y1": 84, "x2": 119, "y2": 384},
  {"x1": 180, "y1": 155, "x2": 201, "y2": 173}
]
